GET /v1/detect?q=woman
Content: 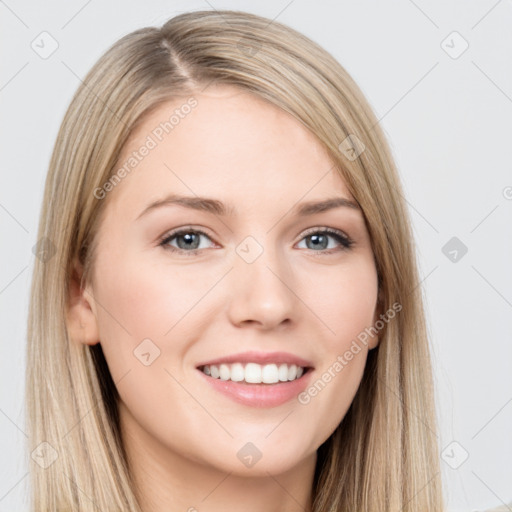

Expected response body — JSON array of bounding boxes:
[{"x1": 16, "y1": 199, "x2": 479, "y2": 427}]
[{"x1": 26, "y1": 9, "x2": 445, "y2": 511}]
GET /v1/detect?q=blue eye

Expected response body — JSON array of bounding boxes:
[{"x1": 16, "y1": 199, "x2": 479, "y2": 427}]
[
  {"x1": 159, "y1": 227, "x2": 354, "y2": 255},
  {"x1": 159, "y1": 228, "x2": 213, "y2": 254},
  {"x1": 297, "y1": 228, "x2": 353, "y2": 252}
]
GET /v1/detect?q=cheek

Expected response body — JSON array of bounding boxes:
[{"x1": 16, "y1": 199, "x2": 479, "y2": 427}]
[
  {"x1": 91, "y1": 249, "x2": 221, "y2": 376},
  {"x1": 90, "y1": 252, "x2": 207, "y2": 438},
  {"x1": 294, "y1": 257, "x2": 378, "y2": 435},
  {"x1": 300, "y1": 256, "x2": 378, "y2": 343},
  {"x1": 89, "y1": 252, "x2": 171, "y2": 376}
]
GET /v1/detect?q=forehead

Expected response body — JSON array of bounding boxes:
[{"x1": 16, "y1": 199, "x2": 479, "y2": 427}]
[{"x1": 108, "y1": 85, "x2": 354, "y2": 215}]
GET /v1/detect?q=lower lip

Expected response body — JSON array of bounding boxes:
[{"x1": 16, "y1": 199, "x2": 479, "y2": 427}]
[{"x1": 196, "y1": 369, "x2": 314, "y2": 408}]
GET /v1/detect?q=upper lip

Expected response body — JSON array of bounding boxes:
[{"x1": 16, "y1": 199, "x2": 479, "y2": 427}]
[{"x1": 196, "y1": 351, "x2": 314, "y2": 369}]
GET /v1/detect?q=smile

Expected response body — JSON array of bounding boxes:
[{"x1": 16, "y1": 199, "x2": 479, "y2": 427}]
[
  {"x1": 199, "y1": 362, "x2": 308, "y2": 384},
  {"x1": 196, "y1": 363, "x2": 314, "y2": 408}
]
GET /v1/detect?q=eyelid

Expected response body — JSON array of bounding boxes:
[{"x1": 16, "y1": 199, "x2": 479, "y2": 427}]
[{"x1": 299, "y1": 225, "x2": 352, "y2": 242}]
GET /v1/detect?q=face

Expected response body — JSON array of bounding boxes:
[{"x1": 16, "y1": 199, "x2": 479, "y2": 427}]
[{"x1": 71, "y1": 84, "x2": 380, "y2": 477}]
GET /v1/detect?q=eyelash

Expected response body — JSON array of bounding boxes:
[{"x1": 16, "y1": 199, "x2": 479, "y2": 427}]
[{"x1": 158, "y1": 226, "x2": 354, "y2": 256}]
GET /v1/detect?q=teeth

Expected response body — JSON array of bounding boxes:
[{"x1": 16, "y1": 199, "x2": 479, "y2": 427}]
[
  {"x1": 201, "y1": 362, "x2": 306, "y2": 384},
  {"x1": 219, "y1": 364, "x2": 230, "y2": 381}
]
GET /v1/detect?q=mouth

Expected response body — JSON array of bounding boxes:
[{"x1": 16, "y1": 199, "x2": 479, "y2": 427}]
[
  {"x1": 195, "y1": 361, "x2": 315, "y2": 408},
  {"x1": 194, "y1": 351, "x2": 315, "y2": 407},
  {"x1": 197, "y1": 362, "x2": 313, "y2": 385}
]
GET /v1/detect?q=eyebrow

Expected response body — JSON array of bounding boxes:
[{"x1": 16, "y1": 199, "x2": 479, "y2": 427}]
[{"x1": 135, "y1": 194, "x2": 360, "y2": 220}]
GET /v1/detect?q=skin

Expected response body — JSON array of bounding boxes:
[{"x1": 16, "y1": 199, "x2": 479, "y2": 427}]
[{"x1": 67, "y1": 84, "x2": 380, "y2": 512}]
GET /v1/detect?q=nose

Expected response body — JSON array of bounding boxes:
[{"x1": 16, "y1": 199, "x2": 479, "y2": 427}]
[{"x1": 226, "y1": 241, "x2": 298, "y2": 330}]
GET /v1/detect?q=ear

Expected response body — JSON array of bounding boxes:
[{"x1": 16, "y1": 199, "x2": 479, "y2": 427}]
[
  {"x1": 368, "y1": 287, "x2": 385, "y2": 350},
  {"x1": 66, "y1": 258, "x2": 100, "y2": 346}
]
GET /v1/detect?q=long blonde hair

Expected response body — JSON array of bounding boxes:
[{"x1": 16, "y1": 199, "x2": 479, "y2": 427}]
[{"x1": 26, "y1": 9, "x2": 444, "y2": 511}]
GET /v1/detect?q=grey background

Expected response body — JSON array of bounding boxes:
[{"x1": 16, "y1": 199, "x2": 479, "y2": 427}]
[{"x1": 1, "y1": 1, "x2": 511, "y2": 510}]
